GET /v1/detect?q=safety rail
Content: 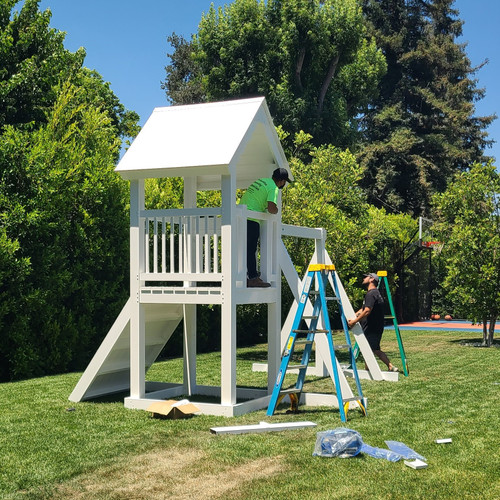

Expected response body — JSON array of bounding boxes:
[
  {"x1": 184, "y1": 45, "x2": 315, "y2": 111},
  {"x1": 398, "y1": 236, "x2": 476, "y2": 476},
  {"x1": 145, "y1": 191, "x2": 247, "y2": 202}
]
[{"x1": 140, "y1": 208, "x2": 222, "y2": 282}]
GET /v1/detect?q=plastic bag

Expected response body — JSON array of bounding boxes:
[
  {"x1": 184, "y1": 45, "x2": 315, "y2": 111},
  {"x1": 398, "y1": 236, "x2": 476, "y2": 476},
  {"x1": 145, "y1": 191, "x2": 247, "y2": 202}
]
[
  {"x1": 313, "y1": 428, "x2": 363, "y2": 458},
  {"x1": 385, "y1": 440, "x2": 426, "y2": 461},
  {"x1": 360, "y1": 443, "x2": 403, "y2": 462}
]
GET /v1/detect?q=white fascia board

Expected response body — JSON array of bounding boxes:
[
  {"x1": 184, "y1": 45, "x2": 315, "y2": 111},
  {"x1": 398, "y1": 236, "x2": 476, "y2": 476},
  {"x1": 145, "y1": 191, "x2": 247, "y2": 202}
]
[{"x1": 117, "y1": 164, "x2": 228, "y2": 181}]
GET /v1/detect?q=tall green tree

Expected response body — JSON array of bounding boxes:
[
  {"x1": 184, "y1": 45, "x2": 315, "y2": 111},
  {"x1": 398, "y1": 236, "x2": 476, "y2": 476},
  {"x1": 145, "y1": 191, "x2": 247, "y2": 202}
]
[
  {"x1": 432, "y1": 163, "x2": 499, "y2": 346},
  {"x1": 0, "y1": 0, "x2": 139, "y2": 380},
  {"x1": 0, "y1": 0, "x2": 139, "y2": 139},
  {"x1": 0, "y1": 82, "x2": 130, "y2": 380},
  {"x1": 163, "y1": 0, "x2": 386, "y2": 149},
  {"x1": 359, "y1": 0, "x2": 495, "y2": 216}
]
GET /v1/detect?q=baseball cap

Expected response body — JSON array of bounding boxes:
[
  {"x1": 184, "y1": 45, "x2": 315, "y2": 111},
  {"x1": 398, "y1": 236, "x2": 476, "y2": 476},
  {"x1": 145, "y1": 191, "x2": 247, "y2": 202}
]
[
  {"x1": 272, "y1": 167, "x2": 292, "y2": 184},
  {"x1": 363, "y1": 273, "x2": 379, "y2": 283}
]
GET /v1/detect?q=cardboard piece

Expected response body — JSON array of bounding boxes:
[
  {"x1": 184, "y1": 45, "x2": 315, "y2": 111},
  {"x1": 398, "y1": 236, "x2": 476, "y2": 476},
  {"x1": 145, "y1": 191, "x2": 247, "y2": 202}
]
[{"x1": 147, "y1": 399, "x2": 199, "y2": 419}]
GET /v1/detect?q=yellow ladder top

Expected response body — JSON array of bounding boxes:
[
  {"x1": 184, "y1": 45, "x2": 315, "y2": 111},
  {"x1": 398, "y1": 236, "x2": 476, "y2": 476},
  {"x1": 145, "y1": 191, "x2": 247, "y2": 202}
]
[
  {"x1": 377, "y1": 270, "x2": 388, "y2": 277},
  {"x1": 308, "y1": 264, "x2": 336, "y2": 271}
]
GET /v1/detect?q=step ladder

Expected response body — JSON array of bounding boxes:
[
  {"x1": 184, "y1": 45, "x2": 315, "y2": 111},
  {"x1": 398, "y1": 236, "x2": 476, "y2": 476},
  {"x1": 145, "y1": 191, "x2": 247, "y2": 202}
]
[
  {"x1": 350, "y1": 271, "x2": 409, "y2": 376},
  {"x1": 266, "y1": 264, "x2": 366, "y2": 422}
]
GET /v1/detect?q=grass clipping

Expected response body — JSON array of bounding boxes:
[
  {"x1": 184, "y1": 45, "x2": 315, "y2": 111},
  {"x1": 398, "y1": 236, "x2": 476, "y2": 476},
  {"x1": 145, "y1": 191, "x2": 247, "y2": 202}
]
[{"x1": 53, "y1": 448, "x2": 284, "y2": 499}]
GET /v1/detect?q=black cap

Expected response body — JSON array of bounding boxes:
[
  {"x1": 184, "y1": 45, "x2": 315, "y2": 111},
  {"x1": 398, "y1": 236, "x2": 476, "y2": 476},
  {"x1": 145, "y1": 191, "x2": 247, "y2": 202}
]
[
  {"x1": 272, "y1": 167, "x2": 292, "y2": 184},
  {"x1": 363, "y1": 273, "x2": 379, "y2": 284}
]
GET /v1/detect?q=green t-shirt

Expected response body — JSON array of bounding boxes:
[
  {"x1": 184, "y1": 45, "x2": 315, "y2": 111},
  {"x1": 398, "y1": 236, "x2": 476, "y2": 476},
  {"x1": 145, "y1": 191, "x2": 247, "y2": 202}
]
[{"x1": 240, "y1": 178, "x2": 279, "y2": 216}]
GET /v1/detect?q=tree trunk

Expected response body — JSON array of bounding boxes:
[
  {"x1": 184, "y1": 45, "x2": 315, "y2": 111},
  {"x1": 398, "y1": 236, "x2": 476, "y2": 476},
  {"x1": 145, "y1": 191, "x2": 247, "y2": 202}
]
[
  {"x1": 482, "y1": 317, "x2": 489, "y2": 346},
  {"x1": 488, "y1": 316, "x2": 496, "y2": 346},
  {"x1": 318, "y1": 52, "x2": 340, "y2": 114},
  {"x1": 295, "y1": 47, "x2": 306, "y2": 92}
]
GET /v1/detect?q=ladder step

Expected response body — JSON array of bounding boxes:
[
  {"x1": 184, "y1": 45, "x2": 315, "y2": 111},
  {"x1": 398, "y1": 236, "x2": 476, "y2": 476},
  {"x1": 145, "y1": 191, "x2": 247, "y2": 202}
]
[
  {"x1": 334, "y1": 344, "x2": 351, "y2": 350},
  {"x1": 294, "y1": 340, "x2": 313, "y2": 346},
  {"x1": 292, "y1": 328, "x2": 329, "y2": 334},
  {"x1": 280, "y1": 388, "x2": 301, "y2": 395},
  {"x1": 288, "y1": 364, "x2": 308, "y2": 370},
  {"x1": 342, "y1": 396, "x2": 362, "y2": 403},
  {"x1": 326, "y1": 296, "x2": 340, "y2": 301},
  {"x1": 302, "y1": 315, "x2": 318, "y2": 320},
  {"x1": 385, "y1": 315, "x2": 395, "y2": 319}
]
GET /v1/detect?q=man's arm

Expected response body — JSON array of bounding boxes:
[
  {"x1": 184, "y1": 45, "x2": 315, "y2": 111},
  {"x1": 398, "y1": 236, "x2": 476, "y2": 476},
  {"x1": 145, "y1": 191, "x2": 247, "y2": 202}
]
[
  {"x1": 348, "y1": 306, "x2": 371, "y2": 328},
  {"x1": 267, "y1": 201, "x2": 278, "y2": 214}
]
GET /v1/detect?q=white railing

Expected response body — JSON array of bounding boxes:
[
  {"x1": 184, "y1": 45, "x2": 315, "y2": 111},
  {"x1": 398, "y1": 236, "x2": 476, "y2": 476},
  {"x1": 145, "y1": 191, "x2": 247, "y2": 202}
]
[
  {"x1": 139, "y1": 207, "x2": 323, "y2": 287},
  {"x1": 140, "y1": 208, "x2": 222, "y2": 282}
]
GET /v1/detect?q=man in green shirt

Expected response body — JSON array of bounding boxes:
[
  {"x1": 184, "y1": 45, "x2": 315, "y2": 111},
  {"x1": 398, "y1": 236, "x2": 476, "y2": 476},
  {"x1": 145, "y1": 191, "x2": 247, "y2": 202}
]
[{"x1": 240, "y1": 168, "x2": 291, "y2": 287}]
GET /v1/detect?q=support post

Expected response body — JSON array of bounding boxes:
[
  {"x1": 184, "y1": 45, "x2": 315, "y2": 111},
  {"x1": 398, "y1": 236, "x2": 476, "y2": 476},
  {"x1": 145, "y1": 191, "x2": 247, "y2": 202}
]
[
  {"x1": 130, "y1": 179, "x2": 146, "y2": 398},
  {"x1": 183, "y1": 176, "x2": 198, "y2": 392},
  {"x1": 183, "y1": 304, "x2": 197, "y2": 395},
  {"x1": 221, "y1": 174, "x2": 237, "y2": 405}
]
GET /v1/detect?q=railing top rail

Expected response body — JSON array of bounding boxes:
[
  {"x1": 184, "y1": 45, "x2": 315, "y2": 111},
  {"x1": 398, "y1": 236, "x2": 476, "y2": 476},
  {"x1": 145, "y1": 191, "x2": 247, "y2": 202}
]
[
  {"x1": 141, "y1": 208, "x2": 222, "y2": 218},
  {"x1": 281, "y1": 224, "x2": 324, "y2": 240}
]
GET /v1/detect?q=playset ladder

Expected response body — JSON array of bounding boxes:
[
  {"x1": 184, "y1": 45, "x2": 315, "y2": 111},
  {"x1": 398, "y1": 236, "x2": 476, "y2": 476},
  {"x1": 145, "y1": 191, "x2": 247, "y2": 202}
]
[{"x1": 266, "y1": 264, "x2": 366, "y2": 422}]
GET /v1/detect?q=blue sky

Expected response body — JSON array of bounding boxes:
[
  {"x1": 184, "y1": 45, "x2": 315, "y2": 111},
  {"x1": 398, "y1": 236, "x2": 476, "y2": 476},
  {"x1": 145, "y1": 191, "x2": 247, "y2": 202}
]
[{"x1": 34, "y1": 0, "x2": 499, "y2": 163}]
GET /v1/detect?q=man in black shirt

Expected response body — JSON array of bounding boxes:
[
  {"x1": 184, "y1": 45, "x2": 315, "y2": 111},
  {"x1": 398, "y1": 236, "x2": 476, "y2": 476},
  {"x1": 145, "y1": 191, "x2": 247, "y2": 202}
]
[{"x1": 348, "y1": 273, "x2": 397, "y2": 372}]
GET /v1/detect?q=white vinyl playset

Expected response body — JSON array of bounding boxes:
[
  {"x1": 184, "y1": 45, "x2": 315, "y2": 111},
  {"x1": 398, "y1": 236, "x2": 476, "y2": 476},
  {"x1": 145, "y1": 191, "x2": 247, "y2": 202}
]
[{"x1": 69, "y1": 97, "x2": 397, "y2": 417}]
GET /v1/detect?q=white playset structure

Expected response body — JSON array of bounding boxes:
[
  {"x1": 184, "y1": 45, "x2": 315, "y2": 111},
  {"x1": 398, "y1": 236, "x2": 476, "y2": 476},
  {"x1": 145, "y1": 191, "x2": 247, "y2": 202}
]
[{"x1": 69, "y1": 97, "x2": 396, "y2": 417}]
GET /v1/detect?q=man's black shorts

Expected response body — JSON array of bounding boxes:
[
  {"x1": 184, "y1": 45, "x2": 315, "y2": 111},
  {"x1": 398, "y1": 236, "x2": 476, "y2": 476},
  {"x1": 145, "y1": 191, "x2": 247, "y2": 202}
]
[{"x1": 364, "y1": 329, "x2": 382, "y2": 351}]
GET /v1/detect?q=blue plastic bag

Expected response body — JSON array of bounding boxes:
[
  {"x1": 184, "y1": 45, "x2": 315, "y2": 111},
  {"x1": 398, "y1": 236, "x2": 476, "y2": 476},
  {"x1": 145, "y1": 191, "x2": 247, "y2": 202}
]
[
  {"x1": 360, "y1": 443, "x2": 403, "y2": 462},
  {"x1": 313, "y1": 428, "x2": 363, "y2": 458},
  {"x1": 385, "y1": 440, "x2": 426, "y2": 461}
]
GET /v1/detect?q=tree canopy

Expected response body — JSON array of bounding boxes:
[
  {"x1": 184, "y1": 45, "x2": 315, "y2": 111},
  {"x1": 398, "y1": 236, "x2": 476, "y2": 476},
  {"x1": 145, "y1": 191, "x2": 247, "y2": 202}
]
[
  {"x1": 432, "y1": 163, "x2": 499, "y2": 346},
  {"x1": 163, "y1": 0, "x2": 386, "y2": 149},
  {"x1": 0, "y1": 0, "x2": 138, "y2": 380},
  {"x1": 358, "y1": 0, "x2": 495, "y2": 216}
]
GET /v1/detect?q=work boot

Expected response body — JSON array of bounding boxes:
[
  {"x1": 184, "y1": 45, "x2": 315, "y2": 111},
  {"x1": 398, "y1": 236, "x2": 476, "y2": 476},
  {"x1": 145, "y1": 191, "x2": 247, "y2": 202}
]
[{"x1": 247, "y1": 277, "x2": 271, "y2": 288}]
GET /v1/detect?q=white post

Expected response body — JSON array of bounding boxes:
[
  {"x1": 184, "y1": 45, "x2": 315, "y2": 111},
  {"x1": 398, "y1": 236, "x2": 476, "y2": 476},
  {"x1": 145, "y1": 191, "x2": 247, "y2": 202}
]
[
  {"x1": 183, "y1": 304, "x2": 197, "y2": 395},
  {"x1": 130, "y1": 179, "x2": 145, "y2": 399},
  {"x1": 183, "y1": 177, "x2": 197, "y2": 393},
  {"x1": 221, "y1": 174, "x2": 237, "y2": 405}
]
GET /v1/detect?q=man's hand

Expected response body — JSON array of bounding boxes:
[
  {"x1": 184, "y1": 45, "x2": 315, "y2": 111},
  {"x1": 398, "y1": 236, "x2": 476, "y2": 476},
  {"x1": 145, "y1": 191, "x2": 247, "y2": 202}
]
[{"x1": 347, "y1": 319, "x2": 355, "y2": 329}]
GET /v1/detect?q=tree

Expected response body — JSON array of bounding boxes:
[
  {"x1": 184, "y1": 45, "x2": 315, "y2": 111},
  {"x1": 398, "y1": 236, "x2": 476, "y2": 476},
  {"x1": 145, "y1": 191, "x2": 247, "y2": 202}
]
[
  {"x1": 280, "y1": 130, "x2": 416, "y2": 309},
  {"x1": 0, "y1": 82, "x2": 130, "y2": 380},
  {"x1": 432, "y1": 163, "x2": 499, "y2": 346},
  {"x1": 358, "y1": 0, "x2": 495, "y2": 216},
  {"x1": 163, "y1": 0, "x2": 386, "y2": 149},
  {"x1": 0, "y1": 0, "x2": 139, "y2": 140}
]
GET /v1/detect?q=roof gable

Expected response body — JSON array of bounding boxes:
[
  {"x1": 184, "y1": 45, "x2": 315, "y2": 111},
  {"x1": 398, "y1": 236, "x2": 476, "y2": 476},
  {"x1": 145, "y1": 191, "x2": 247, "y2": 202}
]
[{"x1": 115, "y1": 97, "x2": 290, "y2": 189}]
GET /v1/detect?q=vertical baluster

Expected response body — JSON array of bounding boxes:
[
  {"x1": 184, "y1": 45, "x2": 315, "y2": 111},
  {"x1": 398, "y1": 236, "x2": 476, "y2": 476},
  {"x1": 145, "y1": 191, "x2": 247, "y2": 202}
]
[
  {"x1": 179, "y1": 217, "x2": 184, "y2": 273},
  {"x1": 213, "y1": 216, "x2": 219, "y2": 273},
  {"x1": 145, "y1": 217, "x2": 150, "y2": 273},
  {"x1": 195, "y1": 216, "x2": 201, "y2": 273},
  {"x1": 169, "y1": 217, "x2": 175, "y2": 273},
  {"x1": 204, "y1": 217, "x2": 210, "y2": 273},
  {"x1": 161, "y1": 217, "x2": 166, "y2": 273},
  {"x1": 153, "y1": 218, "x2": 158, "y2": 274}
]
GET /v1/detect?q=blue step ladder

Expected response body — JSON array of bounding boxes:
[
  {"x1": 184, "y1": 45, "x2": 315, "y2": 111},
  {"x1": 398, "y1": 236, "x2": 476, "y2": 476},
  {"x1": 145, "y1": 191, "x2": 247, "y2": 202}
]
[{"x1": 266, "y1": 264, "x2": 367, "y2": 422}]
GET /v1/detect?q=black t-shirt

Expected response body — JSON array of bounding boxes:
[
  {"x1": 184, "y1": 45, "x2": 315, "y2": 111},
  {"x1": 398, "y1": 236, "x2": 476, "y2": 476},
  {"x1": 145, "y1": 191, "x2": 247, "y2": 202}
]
[{"x1": 361, "y1": 288, "x2": 385, "y2": 335}]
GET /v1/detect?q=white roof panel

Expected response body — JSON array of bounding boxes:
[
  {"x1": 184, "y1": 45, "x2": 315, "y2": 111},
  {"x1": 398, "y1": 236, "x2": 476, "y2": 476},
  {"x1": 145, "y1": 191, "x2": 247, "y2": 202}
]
[{"x1": 115, "y1": 97, "x2": 290, "y2": 188}]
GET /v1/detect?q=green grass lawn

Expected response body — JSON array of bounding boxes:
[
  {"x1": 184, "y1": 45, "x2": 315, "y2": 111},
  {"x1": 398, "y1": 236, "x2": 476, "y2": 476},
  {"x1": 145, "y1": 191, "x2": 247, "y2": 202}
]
[{"x1": 0, "y1": 329, "x2": 499, "y2": 499}]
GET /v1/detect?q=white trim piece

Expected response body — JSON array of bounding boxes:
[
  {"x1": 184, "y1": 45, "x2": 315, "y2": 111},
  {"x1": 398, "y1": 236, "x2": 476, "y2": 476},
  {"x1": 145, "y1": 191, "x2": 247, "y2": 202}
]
[{"x1": 210, "y1": 421, "x2": 317, "y2": 435}]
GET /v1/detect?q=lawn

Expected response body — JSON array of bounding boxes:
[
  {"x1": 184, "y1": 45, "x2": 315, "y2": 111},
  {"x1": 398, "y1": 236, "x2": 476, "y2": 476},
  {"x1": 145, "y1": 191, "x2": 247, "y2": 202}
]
[{"x1": 0, "y1": 329, "x2": 498, "y2": 499}]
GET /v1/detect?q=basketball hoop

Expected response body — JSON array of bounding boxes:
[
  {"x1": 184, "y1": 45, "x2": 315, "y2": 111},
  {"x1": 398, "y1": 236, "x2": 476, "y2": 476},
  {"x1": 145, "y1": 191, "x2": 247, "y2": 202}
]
[{"x1": 421, "y1": 240, "x2": 444, "y2": 253}]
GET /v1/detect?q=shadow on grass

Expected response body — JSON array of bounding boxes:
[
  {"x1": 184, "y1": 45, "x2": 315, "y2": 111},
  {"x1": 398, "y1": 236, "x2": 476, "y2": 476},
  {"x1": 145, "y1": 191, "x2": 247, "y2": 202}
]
[{"x1": 450, "y1": 337, "x2": 500, "y2": 347}]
